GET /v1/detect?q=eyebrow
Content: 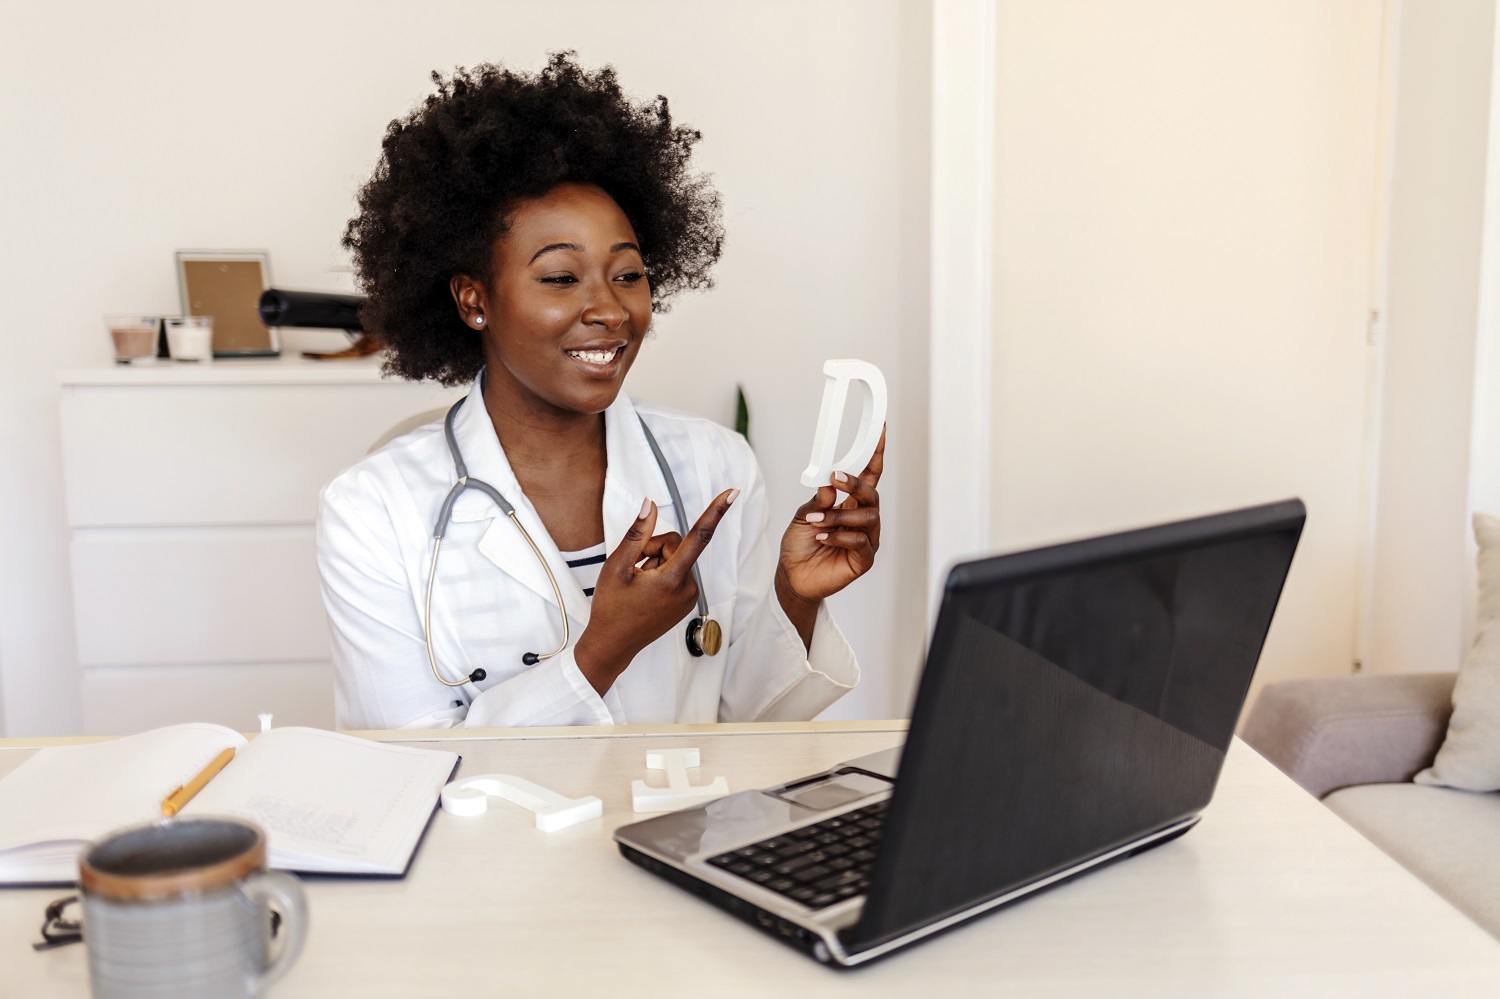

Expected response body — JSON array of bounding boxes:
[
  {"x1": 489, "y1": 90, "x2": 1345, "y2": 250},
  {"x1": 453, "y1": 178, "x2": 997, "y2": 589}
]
[
  {"x1": 529, "y1": 242, "x2": 581, "y2": 264},
  {"x1": 528, "y1": 241, "x2": 642, "y2": 264}
]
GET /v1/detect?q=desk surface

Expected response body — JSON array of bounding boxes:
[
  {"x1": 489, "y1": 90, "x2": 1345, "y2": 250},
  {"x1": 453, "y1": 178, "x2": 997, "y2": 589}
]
[{"x1": 4, "y1": 722, "x2": 1500, "y2": 997}]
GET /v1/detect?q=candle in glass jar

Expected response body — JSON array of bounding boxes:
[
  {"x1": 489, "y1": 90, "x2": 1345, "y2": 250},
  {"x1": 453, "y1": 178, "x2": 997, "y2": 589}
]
[
  {"x1": 105, "y1": 316, "x2": 161, "y2": 364},
  {"x1": 165, "y1": 316, "x2": 215, "y2": 362}
]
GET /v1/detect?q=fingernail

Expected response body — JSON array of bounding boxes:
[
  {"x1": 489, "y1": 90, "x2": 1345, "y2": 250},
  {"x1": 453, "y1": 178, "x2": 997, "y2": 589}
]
[
  {"x1": 832, "y1": 471, "x2": 848, "y2": 484},
  {"x1": 816, "y1": 532, "x2": 830, "y2": 541},
  {"x1": 805, "y1": 512, "x2": 825, "y2": 523},
  {"x1": 639, "y1": 497, "x2": 652, "y2": 519},
  {"x1": 726, "y1": 488, "x2": 740, "y2": 505}
]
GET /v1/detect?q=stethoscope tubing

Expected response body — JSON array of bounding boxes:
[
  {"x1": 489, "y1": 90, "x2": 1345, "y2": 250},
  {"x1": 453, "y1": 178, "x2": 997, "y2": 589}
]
[{"x1": 636, "y1": 408, "x2": 711, "y2": 622}]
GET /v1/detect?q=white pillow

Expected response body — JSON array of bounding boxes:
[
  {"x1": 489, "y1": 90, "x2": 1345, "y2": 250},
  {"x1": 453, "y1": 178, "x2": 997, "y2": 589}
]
[{"x1": 1416, "y1": 512, "x2": 1500, "y2": 791}]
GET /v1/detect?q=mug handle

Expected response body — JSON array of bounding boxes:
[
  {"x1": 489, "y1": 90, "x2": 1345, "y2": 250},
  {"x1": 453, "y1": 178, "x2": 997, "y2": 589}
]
[{"x1": 242, "y1": 871, "x2": 308, "y2": 995}]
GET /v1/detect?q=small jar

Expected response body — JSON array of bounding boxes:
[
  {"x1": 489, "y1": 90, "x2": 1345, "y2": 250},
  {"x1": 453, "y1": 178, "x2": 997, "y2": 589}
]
[
  {"x1": 105, "y1": 316, "x2": 161, "y2": 364},
  {"x1": 165, "y1": 316, "x2": 215, "y2": 362}
]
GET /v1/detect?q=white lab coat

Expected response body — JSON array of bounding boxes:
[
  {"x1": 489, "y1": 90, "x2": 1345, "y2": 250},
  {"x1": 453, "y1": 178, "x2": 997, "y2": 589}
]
[{"x1": 316, "y1": 376, "x2": 859, "y2": 729}]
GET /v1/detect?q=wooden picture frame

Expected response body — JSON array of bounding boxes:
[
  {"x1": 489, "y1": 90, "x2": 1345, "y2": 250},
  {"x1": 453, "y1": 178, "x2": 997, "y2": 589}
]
[{"x1": 176, "y1": 251, "x2": 277, "y2": 357}]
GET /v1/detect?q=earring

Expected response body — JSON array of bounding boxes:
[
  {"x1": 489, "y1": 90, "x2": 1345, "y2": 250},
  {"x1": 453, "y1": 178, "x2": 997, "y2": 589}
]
[{"x1": 474, "y1": 316, "x2": 485, "y2": 327}]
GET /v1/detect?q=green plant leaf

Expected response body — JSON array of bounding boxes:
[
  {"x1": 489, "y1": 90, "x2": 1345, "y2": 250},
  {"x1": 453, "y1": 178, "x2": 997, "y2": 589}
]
[{"x1": 735, "y1": 384, "x2": 751, "y2": 447}]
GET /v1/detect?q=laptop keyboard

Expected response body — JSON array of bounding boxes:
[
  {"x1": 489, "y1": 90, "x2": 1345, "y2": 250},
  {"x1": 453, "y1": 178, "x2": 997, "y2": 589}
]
[{"x1": 705, "y1": 799, "x2": 887, "y2": 910}]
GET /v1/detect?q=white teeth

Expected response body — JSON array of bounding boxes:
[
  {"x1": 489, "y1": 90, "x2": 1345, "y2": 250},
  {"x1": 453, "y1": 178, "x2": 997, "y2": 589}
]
[{"x1": 568, "y1": 348, "x2": 618, "y2": 365}]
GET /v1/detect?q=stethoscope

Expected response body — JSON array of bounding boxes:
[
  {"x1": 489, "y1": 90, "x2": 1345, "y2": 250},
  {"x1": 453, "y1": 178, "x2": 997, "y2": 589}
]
[{"x1": 424, "y1": 399, "x2": 722, "y2": 687}]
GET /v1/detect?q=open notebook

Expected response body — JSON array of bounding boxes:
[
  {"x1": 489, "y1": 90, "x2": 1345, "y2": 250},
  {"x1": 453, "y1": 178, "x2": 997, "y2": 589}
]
[{"x1": 0, "y1": 723, "x2": 459, "y2": 886}]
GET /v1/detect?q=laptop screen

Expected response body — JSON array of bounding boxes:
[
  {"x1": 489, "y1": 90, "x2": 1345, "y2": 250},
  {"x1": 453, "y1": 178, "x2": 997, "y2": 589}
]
[{"x1": 852, "y1": 501, "x2": 1304, "y2": 949}]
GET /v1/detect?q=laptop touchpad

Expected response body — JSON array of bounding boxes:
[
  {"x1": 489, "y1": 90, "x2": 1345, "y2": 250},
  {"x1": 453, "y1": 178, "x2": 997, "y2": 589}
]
[{"x1": 771, "y1": 771, "x2": 891, "y2": 812}]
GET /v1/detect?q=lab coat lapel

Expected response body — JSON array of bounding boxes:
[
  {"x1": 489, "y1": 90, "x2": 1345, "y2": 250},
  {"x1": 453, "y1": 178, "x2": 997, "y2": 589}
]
[
  {"x1": 447, "y1": 382, "x2": 593, "y2": 629},
  {"x1": 602, "y1": 394, "x2": 678, "y2": 555}
]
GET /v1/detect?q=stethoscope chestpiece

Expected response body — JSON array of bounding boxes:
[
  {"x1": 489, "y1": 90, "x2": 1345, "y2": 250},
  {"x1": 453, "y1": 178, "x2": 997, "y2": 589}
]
[{"x1": 686, "y1": 617, "x2": 723, "y2": 658}]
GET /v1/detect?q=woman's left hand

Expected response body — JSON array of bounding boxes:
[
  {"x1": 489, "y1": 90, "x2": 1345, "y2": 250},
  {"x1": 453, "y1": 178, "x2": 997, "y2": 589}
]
[{"x1": 777, "y1": 426, "x2": 885, "y2": 603}]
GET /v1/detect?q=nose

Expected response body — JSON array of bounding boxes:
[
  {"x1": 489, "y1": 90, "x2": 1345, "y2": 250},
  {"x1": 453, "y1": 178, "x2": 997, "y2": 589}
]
[{"x1": 581, "y1": 280, "x2": 628, "y2": 332}]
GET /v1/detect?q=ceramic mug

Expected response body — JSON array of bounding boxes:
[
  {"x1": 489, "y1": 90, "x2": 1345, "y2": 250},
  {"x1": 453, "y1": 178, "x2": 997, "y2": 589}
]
[{"x1": 79, "y1": 817, "x2": 308, "y2": 998}]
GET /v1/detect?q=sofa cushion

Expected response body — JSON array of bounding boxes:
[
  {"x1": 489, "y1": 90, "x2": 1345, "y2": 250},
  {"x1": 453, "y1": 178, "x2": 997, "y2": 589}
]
[
  {"x1": 1325, "y1": 782, "x2": 1500, "y2": 941},
  {"x1": 1418, "y1": 512, "x2": 1500, "y2": 791},
  {"x1": 1242, "y1": 673, "x2": 1455, "y2": 798}
]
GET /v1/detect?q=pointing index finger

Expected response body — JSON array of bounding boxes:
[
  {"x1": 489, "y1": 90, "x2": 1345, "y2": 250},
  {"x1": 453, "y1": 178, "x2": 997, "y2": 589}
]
[{"x1": 666, "y1": 488, "x2": 740, "y2": 575}]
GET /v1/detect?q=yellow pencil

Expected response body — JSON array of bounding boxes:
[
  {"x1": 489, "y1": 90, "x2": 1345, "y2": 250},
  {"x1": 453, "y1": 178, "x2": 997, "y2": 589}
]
[{"x1": 160, "y1": 747, "x2": 236, "y2": 817}]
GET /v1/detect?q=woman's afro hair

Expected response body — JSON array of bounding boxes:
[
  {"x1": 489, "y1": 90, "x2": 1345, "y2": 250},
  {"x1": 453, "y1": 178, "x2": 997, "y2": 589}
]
[{"x1": 343, "y1": 52, "x2": 725, "y2": 385}]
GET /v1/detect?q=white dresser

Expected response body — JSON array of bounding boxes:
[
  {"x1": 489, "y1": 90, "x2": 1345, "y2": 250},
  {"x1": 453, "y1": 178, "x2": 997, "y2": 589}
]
[{"x1": 59, "y1": 358, "x2": 462, "y2": 735}]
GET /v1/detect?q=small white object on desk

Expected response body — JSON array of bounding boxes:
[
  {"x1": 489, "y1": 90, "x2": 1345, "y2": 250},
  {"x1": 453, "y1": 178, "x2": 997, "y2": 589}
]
[
  {"x1": 441, "y1": 774, "x2": 603, "y2": 832},
  {"x1": 258, "y1": 713, "x2": 273, "y2": 733},
  {"x1": 631, "y1": 747, "x2": 730, "y2": 813}
]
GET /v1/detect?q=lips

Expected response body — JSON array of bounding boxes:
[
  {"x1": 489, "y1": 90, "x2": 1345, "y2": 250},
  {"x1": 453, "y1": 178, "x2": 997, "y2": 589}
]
[
  {"x1": 566, "y1": 346, "x2": 622, "y2": 365},
  {"x1": 563, "y1": 340, "x2": 628, "y2": 373}
]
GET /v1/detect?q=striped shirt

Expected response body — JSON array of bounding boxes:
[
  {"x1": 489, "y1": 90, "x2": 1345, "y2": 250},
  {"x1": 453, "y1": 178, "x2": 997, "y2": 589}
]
[{"x1": 561, "y1": 543, "x2": 607, "y2": 598}]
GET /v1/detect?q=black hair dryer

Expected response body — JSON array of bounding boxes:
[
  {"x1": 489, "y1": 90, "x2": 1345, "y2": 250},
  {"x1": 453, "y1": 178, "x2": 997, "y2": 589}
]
[{"x1": 257, "y1": 289, "x2": 375, "y2": 359}]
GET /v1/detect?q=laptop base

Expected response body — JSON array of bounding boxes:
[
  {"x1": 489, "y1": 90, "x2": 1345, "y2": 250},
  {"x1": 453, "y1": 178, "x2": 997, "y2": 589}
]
[
  {"x1": 618, "y1": 843, "x2": 837, "y2": 963},
  {"x1": 620, "y1": 816, "x2": 1200, "y2": 968}
]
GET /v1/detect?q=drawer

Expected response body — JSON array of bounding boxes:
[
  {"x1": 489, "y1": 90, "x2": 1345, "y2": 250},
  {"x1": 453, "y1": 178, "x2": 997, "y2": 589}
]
[
  {"x1": 61, "y1": 381, "x2": 458, "y2": 526},
  {"x1": 72, "y1": 527, "x2": 327, "y2": 665},
  {"x1": 81, "y1": 662, "x2": 335, "y2": 736}
]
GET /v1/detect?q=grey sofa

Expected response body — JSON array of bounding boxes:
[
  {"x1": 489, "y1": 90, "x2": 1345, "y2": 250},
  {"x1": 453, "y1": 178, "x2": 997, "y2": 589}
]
[{"x1": 1243, "y1": 672, "x2": 1500, "y2": 941}]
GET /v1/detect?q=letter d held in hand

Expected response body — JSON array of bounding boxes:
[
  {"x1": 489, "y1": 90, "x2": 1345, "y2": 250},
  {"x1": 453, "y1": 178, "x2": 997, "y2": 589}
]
[{"x1": 801, "y1": 359, "x2": 887, "y2": 489}]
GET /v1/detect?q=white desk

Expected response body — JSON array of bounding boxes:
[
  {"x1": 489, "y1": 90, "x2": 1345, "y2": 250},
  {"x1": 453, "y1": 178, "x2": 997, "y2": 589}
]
[{"x1": 5, "y1": 722, "x2": 1500, "y2": 996}]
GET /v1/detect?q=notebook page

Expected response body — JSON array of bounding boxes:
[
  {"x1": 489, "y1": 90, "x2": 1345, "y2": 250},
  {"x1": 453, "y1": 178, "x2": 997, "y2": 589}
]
[
  {"x1": 185, "y1": 727, "x2": 457, "y2": 874},
  {"x1": 0, "y1": 723, "x2": 247, "y2": 852}
]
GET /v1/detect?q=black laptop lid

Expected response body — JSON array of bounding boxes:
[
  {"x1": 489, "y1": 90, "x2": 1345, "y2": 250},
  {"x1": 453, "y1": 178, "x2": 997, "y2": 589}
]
[{"x1": 852, "y1": 500, "x2": 1305, "y2": 950}]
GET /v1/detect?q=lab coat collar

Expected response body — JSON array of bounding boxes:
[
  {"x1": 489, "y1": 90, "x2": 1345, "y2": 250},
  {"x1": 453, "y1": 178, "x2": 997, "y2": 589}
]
[
  {"x1": 446, "y1": 373, "x2": 676, "y2": 626},
  {"x1": 601, "y1": 390, "x2": 677, "y2": 556}
]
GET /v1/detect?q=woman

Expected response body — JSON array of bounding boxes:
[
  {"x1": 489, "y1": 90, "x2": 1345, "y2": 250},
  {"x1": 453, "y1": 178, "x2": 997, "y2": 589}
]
[{"x1": 320, "y1": 54, "x2": 884, "y2": 729}]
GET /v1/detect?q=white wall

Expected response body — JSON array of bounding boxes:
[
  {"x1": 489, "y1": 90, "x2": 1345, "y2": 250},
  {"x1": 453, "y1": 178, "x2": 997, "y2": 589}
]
[
  {"x1": 1367, "y1": 0, "x2": 1496, "y2": 675},
  {"x1": 0, "y1": 0, "x2": 930, "y2": 734},
  {"x1": 980, "y1": 0, "x2": 1388, "y2": 697},
  {"x1": 1468, "y1": 4, "x2": 1500, "y2": 642}
]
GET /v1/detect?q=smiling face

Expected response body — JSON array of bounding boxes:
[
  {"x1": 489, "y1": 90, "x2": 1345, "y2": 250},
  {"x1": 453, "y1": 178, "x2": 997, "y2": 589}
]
[{"x1": 452, "y1": 182, "x2": 653, "y2": 418}]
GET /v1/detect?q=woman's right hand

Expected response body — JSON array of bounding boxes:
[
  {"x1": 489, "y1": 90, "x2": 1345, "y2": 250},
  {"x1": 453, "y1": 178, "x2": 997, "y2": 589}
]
[{"x1": 573, "y1": 490, "x2": 738, "y2": 694}]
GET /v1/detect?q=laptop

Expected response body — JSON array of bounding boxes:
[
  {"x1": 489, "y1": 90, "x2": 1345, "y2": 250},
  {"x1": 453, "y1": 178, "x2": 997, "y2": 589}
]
[{"x1": 614, "y1": 499, "x2": 1305, "y2": 967}]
